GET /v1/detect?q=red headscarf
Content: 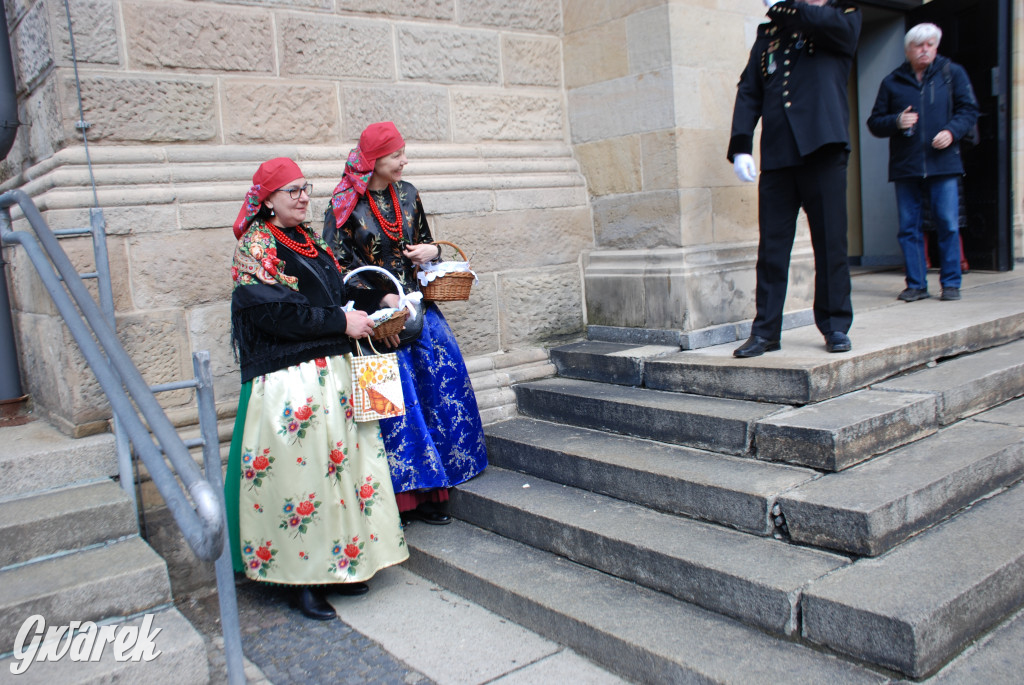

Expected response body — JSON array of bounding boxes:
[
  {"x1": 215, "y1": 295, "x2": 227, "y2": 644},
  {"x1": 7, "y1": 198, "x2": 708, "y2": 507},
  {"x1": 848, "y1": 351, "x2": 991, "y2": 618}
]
[
  {"x1": 232, "y1": 157, "x2": 304, "y2": 239},
  {"x1": 330, "y1": 122, "x2": 406, "y2": 227}
]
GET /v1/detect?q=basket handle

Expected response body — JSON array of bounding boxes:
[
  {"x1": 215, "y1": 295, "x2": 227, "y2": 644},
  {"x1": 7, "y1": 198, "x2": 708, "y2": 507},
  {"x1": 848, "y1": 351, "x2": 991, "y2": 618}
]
[
  {"x1": 431, "y1": 241, "x2": 468, "y2": 262},
  {"x1": 344, "y1": 265, "x2": 421, "y2": 320}
]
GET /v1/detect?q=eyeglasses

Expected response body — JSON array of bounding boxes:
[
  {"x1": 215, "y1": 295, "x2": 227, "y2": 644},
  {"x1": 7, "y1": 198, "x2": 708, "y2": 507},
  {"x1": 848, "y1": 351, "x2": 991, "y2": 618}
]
[{"x1": 277, "y1": 183, "x2": 312, "y2": 200}]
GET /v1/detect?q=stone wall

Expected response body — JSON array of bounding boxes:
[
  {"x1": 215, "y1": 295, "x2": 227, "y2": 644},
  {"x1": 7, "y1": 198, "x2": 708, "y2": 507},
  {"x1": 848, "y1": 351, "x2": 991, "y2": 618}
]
[{"x1": 0, "y1": 0, "x2": 589, "y2": 434}]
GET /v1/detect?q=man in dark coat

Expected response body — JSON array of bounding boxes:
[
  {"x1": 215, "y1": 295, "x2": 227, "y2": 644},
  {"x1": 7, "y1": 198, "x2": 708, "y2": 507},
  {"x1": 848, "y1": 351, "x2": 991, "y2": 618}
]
[
  {"x1": 727, "y1": 0, "x2": 861, "y2": 357},
  {"x1": 867, "y1": 23, "x2": 979, "y2": 303}
]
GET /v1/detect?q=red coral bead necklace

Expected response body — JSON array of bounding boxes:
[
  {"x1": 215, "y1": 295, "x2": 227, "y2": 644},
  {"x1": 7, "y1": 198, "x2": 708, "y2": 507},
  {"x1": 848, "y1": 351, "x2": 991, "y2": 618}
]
[
  {"x1": 268, "y1": 223, "x2": 318, "y2": 258},
  {"x1": 367, "y1": 183, "x2": 404, "y2": 241}
]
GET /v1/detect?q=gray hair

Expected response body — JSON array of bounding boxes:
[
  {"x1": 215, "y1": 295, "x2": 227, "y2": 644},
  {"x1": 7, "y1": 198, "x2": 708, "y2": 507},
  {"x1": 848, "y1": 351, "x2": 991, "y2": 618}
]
[{"x1": 905, "y1": 23, "x2": 942, "y2": 49}]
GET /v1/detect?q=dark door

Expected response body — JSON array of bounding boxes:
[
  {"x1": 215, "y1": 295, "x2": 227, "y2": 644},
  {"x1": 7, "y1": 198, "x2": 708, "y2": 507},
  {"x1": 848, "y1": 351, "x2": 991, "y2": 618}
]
[{"x1": 908, "y1": 0, "x2": 1012, "y2": 270}]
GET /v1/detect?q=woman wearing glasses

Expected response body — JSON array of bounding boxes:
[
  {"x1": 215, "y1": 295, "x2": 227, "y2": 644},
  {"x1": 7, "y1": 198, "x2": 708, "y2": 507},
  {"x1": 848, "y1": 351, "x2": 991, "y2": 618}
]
[
  {"x1": 323, "y1": 122, "x2": 487, "y2": 527},
  {"x1": 225, "y1": 157, "x2": 407, "y2": 621}
]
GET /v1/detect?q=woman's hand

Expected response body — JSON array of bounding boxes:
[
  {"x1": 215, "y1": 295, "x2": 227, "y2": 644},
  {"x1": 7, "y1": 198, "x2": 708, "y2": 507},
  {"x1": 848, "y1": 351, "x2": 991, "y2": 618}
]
[
  {"x1": 381, "y1": 293, "x2": 401, "y2": 309},
  {"x1": 344, "y1": 309, "x2": 375, "y2": 339},
  {"x1": 403, "y1": 243, "x2": 440, "y2": 266},
  {"x1": 379, "y1": 333, "x2": 401, "y2": 349}
]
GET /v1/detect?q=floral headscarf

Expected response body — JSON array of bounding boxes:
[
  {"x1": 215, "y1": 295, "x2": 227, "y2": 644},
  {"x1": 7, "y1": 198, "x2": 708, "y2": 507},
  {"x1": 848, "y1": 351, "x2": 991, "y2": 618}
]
[
  {"x1": 232, "y1": 157, "x2": 304, "y2": 239},
  {"x1": 330, "y1": 121, "x2": 405, "y2": 227}
]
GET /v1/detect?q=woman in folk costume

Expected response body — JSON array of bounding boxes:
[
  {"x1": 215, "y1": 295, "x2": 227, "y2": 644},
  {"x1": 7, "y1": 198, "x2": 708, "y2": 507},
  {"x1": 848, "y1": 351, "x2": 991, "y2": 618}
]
[
  {"x1": 323, "y1": 122, "x2": 487, "y2": 525},
  {"x1": 225, "y1": 157, "x2": 407, "y2": 621}
]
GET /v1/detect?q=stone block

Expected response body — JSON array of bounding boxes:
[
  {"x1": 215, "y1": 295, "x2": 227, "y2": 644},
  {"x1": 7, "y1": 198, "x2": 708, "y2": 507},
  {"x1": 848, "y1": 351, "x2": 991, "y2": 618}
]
[
  {"x1": 179, "y1": 201, "x2": 239, "y2": 232},
  {"x1": 459, "y1": 0, "x2": 560, "y2": 32},
  {"x1": 429, "y1": 273, "x2": 499, "y2": 357},
  {"x1": 451, "y1": 91, "x2": 564, "y2": 141},
  {"x1": 585, "y1": 266, "x2": 647, "y2": 328},
  {"x1": 712, "y1": 185, "x2": 759, "y2": 244},
  {"x1": 563, "y1": 20, "x2": 628, "y2": 90},
  {"x1": 223, "y1": 82, "x2": 340, "y2": 144},
  {"x1": 640, "y1": 129, "x2": 680, "y2": 191},
  {"x1": 23, "y1": 79, "x2": 64, "y2": 161},
  {"x1": 431, "y1": 206, "x2": 593, "y2": 273},
  {"x1": 342, "y1": 86, "x2": 450, "y2": 142},
  {"x1": 129, "y1": 228, "x2": 236, "y2": 310},
  {"x1": 703, "y1": 68, "x2": 741, "y2": 129},
  {"x1": 61, "y1": 233, "x2": 134, "y2": 314},
  {"x1": 675, "y1": 127, "x2": 740, "y2": 188},
  {"x1": 563, "y1": 0, "x2": 664, "y2": 34},
  {"x1": 494, "y1": 185, "x2": 587, "y2": 211},
  {"x1": 499, "y1": 264, "x2": 583, "y2": 347},
  {"x1": 398, "y1": 25, "x2": 500, "y2": 84},
  {"x1": 68, "y1": 76, "x2": 217, "y2": 143},
  {"x1": 55, "y1": 0, "x2": 119, "y2": 65},
  {"x1": 755, "y1": 389, "x2": 939, "y2": 472},
  {"x1": 627, "y1": 6, "x2": 671, "y2": 74},
  {"x1": 575, "y1": 136, "x2": 642, "y2": 196},
  {"x1": 421, "y1": 189, "x2": 495, "y2": 215},
  {"x1": 123, "y1": 3, "x2": 272, "y2": 72},
  {"x1": 14, "y1": 1, "x2": 52, "y2": 88},
  {"x1": 280, "y1": 15, "x2": 394, "y2": 80},
  {"x1": 669, "y1": 3, "x2": 748, "y2": 73},
  {"x1": 118, "y1": 309, "x2": 195, "y2": 412},
  {"x1": 592, "y1": 190, "x2": 682, "y2": 249},
  {"x1": 336, "y1": 0, "x2": 453, "y2": 20},
  {"x1": 502, "y1": 35, "x2": 561, "y2": 87},
  {"x1": 188, "y1": 302, "x2": 238, "y2": 402},
  {"x1": 568, "y1": 70, "x2": 674, "y2": 143}
]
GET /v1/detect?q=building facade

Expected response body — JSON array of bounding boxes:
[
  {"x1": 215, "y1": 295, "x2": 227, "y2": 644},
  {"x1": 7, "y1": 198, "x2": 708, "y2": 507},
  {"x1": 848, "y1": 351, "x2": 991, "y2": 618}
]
[{"x1": 1, "y1": 0, "x2": 1020, "y2": 435}]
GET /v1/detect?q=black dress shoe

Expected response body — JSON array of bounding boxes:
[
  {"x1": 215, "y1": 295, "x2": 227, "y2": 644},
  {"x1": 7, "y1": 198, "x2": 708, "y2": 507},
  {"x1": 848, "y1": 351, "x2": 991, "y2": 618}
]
[
  {"x1": 410, "y1": 502, "x2": 452, "y2": 525},
  {"x1": 294, "y1": 587, "x2": 337, "y2": 620},
  {"x1": 733, "y1": 335, "x2": 781, "y2": 358},
  {"x1": 824, "y1": 331, "x2": 852, "y2": 353}
]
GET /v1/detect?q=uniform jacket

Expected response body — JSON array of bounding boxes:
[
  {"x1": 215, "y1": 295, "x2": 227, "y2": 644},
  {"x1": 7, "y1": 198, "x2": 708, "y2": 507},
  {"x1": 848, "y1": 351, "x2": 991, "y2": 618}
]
[
  {"x1": 728, "y1": 0, "x2": 861, "y2": 171},
  {"x1": 866, "y1": 55, "x2": 980, "y2": 181}
]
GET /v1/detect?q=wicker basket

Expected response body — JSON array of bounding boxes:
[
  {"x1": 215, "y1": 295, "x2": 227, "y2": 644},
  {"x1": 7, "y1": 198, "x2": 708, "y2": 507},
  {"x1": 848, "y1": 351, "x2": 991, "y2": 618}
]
[
  {"x1": 420, "y1": 241, "x2": 474, "y2": 302},
  {"x1": 371, "y1": 309, "x2": 408, "y2": 341}
]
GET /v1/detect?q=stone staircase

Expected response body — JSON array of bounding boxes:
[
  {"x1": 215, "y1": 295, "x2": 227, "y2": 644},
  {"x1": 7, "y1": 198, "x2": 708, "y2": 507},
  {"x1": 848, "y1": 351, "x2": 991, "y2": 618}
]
[
  {"x1": 402, "y1": 276, "x2": 1024, "y2": 683},
  {"x1": 0, "y1": 420, "x2": 209, "y2": 683}
]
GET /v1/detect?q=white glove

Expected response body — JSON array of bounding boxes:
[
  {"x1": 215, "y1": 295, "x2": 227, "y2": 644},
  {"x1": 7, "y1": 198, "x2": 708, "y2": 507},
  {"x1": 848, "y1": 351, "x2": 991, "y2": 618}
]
[
  {"x1": 763, "y1": 0, "x2": 784, "y2": 7},
  {"x1": 733, "y1": 154, "x2": 758, "y2": 183}
]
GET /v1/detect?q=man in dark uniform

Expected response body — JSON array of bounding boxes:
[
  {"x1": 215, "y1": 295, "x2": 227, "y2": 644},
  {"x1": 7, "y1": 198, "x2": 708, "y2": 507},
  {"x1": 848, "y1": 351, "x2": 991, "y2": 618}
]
[{"x1": 728, "y1": 0, "x2": 861, "y2": 357}]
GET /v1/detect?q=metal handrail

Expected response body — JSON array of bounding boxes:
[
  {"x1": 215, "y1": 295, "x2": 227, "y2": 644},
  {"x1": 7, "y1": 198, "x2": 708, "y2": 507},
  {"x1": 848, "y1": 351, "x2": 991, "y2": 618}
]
[{"x1": 0, "y1": 188, "x2": 244, "y2": 684}]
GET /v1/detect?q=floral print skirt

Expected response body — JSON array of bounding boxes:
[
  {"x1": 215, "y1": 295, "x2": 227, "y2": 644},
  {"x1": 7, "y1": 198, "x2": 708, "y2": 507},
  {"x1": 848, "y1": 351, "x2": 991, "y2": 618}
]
[
  {"x1": 380, "y1": 304, "x2": 488, "y2": 493},
  {"x1": 224, "y1": 355, "x2": 407, "y2": 586}
]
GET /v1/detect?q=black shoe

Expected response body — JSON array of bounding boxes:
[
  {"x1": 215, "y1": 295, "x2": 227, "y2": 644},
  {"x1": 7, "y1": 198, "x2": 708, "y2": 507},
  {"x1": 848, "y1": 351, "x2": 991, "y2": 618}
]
[
  {"x1": 898, "y1": 288, "x2": 930, "y2": 302},
  {"x1": 824, "y1": 331, "x2": 852, "y2": 353},
  {"x1": 334, "y1": 582, "x2": 369, "y2": 596},
  {"x1": 294, "y1": 587, "x2": 337, "y2": 620},
  {"x1": 940, "y1": 287, "x2": 961, "y2": 301},
  {"x1": 733, "y1": 335, "x2": 781, "y2": 358},
  {"x1": 413, "y1": 502, "x2": 453, "y2": 525}
]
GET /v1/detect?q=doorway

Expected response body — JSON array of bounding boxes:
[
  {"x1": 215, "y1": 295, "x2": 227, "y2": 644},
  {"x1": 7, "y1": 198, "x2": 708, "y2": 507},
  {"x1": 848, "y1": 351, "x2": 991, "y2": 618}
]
[{"x1": 853, "y1": 0, "x2": 1012, "y2": 271}]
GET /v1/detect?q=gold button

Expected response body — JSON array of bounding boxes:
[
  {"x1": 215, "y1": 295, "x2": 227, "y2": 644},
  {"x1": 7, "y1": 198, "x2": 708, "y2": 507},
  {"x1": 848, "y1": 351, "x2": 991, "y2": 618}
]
[
  {"x1": 784, "y1": 71, "x2": 790, "y2": 77},
  {"x1": 784, "y1": 60, "x2": 790, "y2": 66},
  {"x1": 784, "y1": 102, "x2": 792, "y2": 108},
  {"x1": 783, "y1": 90, "x2": 789, "y2": 96}
]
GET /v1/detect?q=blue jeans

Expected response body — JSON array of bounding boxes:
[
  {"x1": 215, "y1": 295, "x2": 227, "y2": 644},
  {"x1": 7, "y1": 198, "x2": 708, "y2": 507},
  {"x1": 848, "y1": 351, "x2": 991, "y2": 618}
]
[{"x1": 895, "y1": 176, "x2": 962, "y2": 291}]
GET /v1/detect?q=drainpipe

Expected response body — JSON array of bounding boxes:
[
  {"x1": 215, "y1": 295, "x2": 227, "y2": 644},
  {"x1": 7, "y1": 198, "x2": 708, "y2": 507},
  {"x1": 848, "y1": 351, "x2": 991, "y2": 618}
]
[{"x1": 1, "y1": 1, "x2": 25, "y2": 404}]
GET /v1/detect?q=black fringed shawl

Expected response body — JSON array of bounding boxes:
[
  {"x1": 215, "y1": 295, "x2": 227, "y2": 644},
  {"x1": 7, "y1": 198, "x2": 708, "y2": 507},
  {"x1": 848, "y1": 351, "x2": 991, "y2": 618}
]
[{"x1": 230, "y1": 221, "x2": 384, "y2": 383}]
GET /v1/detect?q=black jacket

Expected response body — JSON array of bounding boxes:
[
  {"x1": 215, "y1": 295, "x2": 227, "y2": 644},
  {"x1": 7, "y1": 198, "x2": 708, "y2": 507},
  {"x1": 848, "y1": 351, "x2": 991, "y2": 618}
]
[
  {"x1": 728, "y1": 0, "x2": 861, "y2": 171},
  {"x1": 866, "y1": 55, "x2": 980, "y2": 181}
]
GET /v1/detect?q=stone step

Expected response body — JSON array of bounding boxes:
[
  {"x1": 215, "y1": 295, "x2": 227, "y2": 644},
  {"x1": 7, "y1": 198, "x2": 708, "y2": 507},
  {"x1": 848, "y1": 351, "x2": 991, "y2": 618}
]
[
  {"x1": 640, "y1": 293, "x2": 1024, "y2": 404},
  {"x1": 450, "y1": 466, "x2": 850, "y2": 636},
  {"x1": 485, "y1": 417, "x2": 817, "y2": 535},
  {"x1": 876, "y1": 337, "x2": 1024, "y2": 425},
  {"x1": 801, "y1": 479, "x2": 1024, "y2": 679},
  {"x1": 0, "y1": 480, "x2": 137, "y2": 568},
  {"x1": 403, "y1": 522, "x2": 887, "y2": 684},
  {"x1": 0, "y1": 537, "x2": 173, "y2": 649},
  {"x1": 513, "y1": 378, "x2": 786, "y2": 456},
  {"x1": 0, "y1": 607, "x2": 209, "y2": 684},
  {"x1": 754, "y1": 388, "x2": 938, "y2": 471},
  {"x1": 0, "y1": 421, "x2": 116, "y2": 501},
  {"x1": 778, "y1": 419, "x2": 1024, "y2": 556},
  {"x1": 549, "y1": 340, "x2": 681, "y2": 386}
]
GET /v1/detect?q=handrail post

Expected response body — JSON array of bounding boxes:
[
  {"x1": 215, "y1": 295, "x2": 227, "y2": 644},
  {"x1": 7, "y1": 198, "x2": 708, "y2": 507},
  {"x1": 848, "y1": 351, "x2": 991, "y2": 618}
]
[{"x1": 193, "y1": 351, "x2": 244, "y2": 685}]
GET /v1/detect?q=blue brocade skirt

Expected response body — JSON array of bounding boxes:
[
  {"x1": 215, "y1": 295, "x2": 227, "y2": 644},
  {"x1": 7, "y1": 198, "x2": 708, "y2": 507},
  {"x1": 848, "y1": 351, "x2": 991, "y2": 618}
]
[{"x1": 380, "y1": 304, "x2": 488, "y2": 493}]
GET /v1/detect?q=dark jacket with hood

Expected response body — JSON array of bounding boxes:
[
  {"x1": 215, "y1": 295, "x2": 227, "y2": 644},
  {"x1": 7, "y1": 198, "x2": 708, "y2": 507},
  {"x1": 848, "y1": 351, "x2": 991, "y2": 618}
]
[{"x1": 867, "y1": 54, "x2": 979, "y2": 181}]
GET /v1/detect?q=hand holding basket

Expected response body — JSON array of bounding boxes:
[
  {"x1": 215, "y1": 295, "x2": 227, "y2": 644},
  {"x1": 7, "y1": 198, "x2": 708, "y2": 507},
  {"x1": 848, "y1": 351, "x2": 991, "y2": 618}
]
[{"x1": 416, "y1": 241, "x2": 476, "y2": 302}]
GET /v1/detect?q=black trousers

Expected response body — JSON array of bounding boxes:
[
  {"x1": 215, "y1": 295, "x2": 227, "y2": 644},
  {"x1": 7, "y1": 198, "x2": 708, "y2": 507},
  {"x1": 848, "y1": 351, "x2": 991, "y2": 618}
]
[{"x1": 752, "y1": 145, "x2": 853, "y2": 340}]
